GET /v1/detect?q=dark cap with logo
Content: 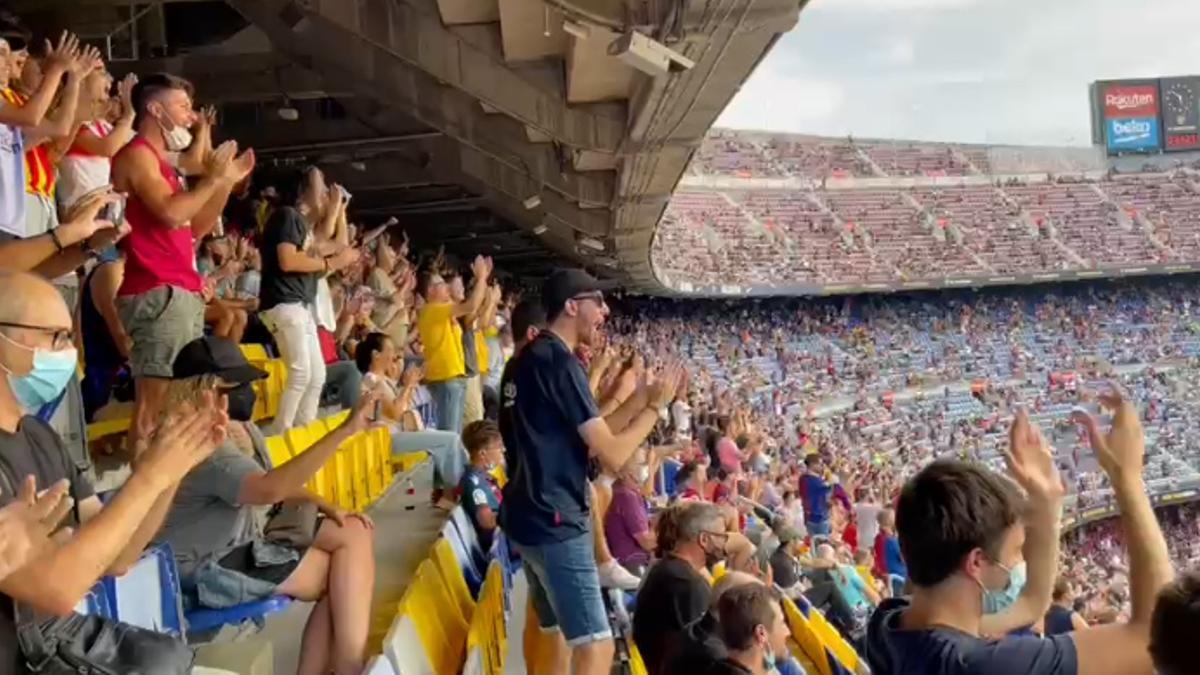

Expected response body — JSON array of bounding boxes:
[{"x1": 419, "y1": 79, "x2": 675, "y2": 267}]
[
  {"x1": 541, "y1": 268, "x2": 615, "y2": 318},
  {"x1": 172, "y1": 336, "x2": 268, "y2": 385}
]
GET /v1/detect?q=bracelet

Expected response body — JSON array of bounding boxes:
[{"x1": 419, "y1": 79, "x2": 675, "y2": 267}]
[{"x1": 48, "y1": 228, "x2": 64, "y2": 253}]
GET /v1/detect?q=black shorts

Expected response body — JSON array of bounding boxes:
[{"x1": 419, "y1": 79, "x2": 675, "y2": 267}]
[{"x1": 216, "y1": 541, "x2": 308, "y2": 586}]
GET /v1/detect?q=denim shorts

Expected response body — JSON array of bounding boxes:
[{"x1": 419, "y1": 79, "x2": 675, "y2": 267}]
[
  {"x1": 512, "y1": 532, "x2": 612, "y2": 646},
  {"x1": 806, "y1": 519, "x2": 832, "y2": 537}
]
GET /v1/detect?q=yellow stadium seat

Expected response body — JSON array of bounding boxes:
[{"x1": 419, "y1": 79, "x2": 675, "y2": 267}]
[
  {"x1": 284, "y1": 427, "x2": 313, "y2": 455},
  {"x1": 333, "y1": 445, "x2": 354, "y2": 510},
  {"x1": 711, "y1": 561, "x2": 727, "y2": 582},
  {"x1": 373, "y1": 427, "x2": 394, "y2": 490},
  {"x1": 404, "y1": 561, "x2": 467, "y2": 675},
  {"x1": 629, "y1": 641, "x2": 649, "y2": 675},
  {"x1": 350, "y1": 434, "x2": 370, "y2": 509},
  {"x1": 265, "y1": 434, "x2": 291, "y2": 468},
  {"x1": 489, "y1": 465, "x2": 507, "y2": 489},
  {"x1": 251, "y1": 380, "x2": 269, "y2": 421},
  {"x1": 239, "y1": 344, "x2": 270, "y2": 364},
  {"x1": 467, "y1": 562, "x2": 505, "y2": 675},
  {"x1": 86, "y1": 417, "x2": 131, "y2": 442},
  {"x1": 364, "y1": 432, "x2": 383, "y2": 502},
  {"x1": 328, "y1": 409, "x2": 351, "y2": 429},
  {"x1": 782, "y1": 597, "x2": 833, "y2": 675},
  {"x1": 806, "y1": 601, "x2": 860, "y2": 673},
  {"x1": 432, "y1": 538, "x2": 475, "y2": 626}
]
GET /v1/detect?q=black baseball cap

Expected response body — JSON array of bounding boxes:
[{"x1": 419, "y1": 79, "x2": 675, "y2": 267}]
[
  {"x1": 172, "y1": 336, "x2": 268, "y2": 385},
  {"x1": 541, "y1": 268, "x2": 615, "y2": 318}
]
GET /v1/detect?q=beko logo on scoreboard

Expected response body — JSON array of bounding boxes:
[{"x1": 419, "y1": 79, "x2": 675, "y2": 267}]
[
  {"x1": 1103, "y1": 85, "x2": 1159, "y2": 118},
  {"x1": 1107, "y1": 117, "x2": 1160, "y2": 150}
]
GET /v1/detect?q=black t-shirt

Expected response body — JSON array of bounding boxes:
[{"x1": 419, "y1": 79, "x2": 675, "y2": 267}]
[
  {"x1": 633, "y1": 556, "x2": 713, "y2": 675},
  {"x1": 865, "y1": 598, "x2": 1079, "y2": 675},
  {"x1": 259, "y1": 206, "x2": 317, "y2": 311},
  {"x1": 497, "y1": 332, "x2": 600, "y2": 546},
  {"x1": 770, "y1": 546, "x2": 800, "y2": 589},
  {"x1": 0, "y1": 417, "x2": 96, "y2": 673}
]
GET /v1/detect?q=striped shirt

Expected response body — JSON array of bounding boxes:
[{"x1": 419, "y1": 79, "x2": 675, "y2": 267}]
[{"x1": 0, "y1": 88, "x2": 56, "y2": 198}]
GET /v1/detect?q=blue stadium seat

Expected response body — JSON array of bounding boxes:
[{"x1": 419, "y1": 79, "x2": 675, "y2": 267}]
[{"x1": 185, "y1": 596, "x2": 294, "y2": 635}]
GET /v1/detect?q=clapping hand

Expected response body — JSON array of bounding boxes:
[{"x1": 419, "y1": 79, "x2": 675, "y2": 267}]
[
  {"x1": 1005, "y1": 407, "x2": 1065, "y2": 503},
  {"x1": 1072, "y1": 383, "x2": 1145, "y2": 486},
  {"x1": 0, "y1": 477, "x2": 73, "y2": 581}
]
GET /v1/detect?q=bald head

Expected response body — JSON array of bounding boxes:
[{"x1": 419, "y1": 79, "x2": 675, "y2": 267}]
[
  {"x1": 713, "y1": 571, "x2": 763, "y2": 605},
  {"x1": 816, "y1": 543, "x2": 835, "y2": 561},
  {"x1": 0, "y1": 271, "x2": 69, "y2": 327}
]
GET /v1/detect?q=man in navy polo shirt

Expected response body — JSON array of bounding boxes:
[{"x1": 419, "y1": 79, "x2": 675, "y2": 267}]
[
  {"x1": 499, "y1": 268, "x2": 682, "y2": 675},
  {"x1": 865, "y1": 398, "x2": 1175, "y2": 675}
]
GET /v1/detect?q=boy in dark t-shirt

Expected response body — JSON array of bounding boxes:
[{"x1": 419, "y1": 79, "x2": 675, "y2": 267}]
[{"x1": 458, "y1": 420, "x2": 503, "y2": 552}]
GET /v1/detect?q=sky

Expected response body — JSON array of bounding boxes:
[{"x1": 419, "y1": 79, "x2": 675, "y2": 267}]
[{"x1": 716, "y1": 0, "x2": 1200, "y2": 146}]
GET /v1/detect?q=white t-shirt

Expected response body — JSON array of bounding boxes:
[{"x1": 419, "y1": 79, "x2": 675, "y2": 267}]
[
  {"x1": 671, "y1": 399, "x2": 692, "y2": 437},
  {"x1": 57, "y1": 119, "x2": 114, "y2": 213},
  {"x1": 855, "y1": 503, "x2": 882, "y2": 552}
]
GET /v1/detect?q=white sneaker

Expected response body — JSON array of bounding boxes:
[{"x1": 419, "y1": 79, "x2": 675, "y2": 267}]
[{"x1": 598, "y1": 560, "x2": 641, "y2": 591}]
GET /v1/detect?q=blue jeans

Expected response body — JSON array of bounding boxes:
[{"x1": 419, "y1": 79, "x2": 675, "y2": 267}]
[
  {"x1": 807, "y1": 519, "x2": 831, "y2": 537},
  {"x1": 512, "y1": 533, "x2": 612, "y2": 646},
  {"x1": 390, "y1": 428, "x2": 467, "y2": 490},
  {"x1": 427, "y1": 378, "x2": 467, "y2": 434}
]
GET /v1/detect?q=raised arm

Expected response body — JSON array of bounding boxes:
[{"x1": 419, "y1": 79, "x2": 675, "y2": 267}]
[
  {"x1": 237, "y1": 397, "x2": 372, "y2": 505},
  {"x1": 0, "y1": 33, "x2": 73, "y2": 128},
  {"x1": 584, "y1": 365, "x2": 682, "y2": 473},
  {"x1": 981, "y1": 409, "x2": 1065, "y2": 636},
  {"x1": 68, "y1": 74, "x2": 137, "y2": 158},
  {"x1": 1071, "y1": 387, "x2": 1175, "y2": 675},
  {"x1": 452, "y1": 256, "x2": 493, "y2": 319}
]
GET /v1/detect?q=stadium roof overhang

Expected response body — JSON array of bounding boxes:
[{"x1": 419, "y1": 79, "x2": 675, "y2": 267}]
[{"x1": 14, "y1": 0, "x2": 803, "y2": 289}]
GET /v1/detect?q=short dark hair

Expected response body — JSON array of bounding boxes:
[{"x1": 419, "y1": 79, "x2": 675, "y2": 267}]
[
  {"x1": 271, "y1": 165, "x2": 321, "y2": 209},
  {"x1": 1052, "y1": 577, "x2": 1071, "y2": 602},
  {"x1": 676, "y1": 461, "x2": 701, "y2": 488},
  {"x1": 416, "y1": 269, "x2": 441, "y2": 300},
  {"x1": 895, "y1": 460, "x2": 1023, "y2": 587},
  {"x1": 354, "y1": 332, "x2": 389, "y2": 374},
  {"x1": 131, "y1": 72, "x2": 194, "y2": 125},
  {"x1": 509, "y1": 300, "x2": 546, "y2": 348},
  {"x1": 715, "y1": 584, "x2": 780, "y2": 652},
  {"x1": 1150, "y1": 571, "x2": 1200, "y2": 675},
  {"x1": 462, "y1": 420, "x2": 501, "y2": 457}
]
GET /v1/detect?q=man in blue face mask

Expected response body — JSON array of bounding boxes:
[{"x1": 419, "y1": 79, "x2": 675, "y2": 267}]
[
  {"x1": 865, "y1": 400, "x2": 1177, "y2": 675},
  {"x1": 0, "y1": 270, "x2": 229, "y2": 672}
]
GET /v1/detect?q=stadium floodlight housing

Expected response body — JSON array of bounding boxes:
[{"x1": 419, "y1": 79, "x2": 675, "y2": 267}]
[
  {"x1": 523, "y1": 194, "x2": 542, "y2": 210},
  {"x1": 608, "y1": 31, "x2": 694, "y2": 78},
  {"x1": 532, "y1": 224, "x2": 549, "y2": 235}
]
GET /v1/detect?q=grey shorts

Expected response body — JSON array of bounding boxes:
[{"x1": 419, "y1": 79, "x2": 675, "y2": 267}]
[{"x1": 117, "y1": 285, "x2": 205, "y2": 378}]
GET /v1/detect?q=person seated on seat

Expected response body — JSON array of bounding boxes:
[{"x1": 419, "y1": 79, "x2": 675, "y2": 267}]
[
  {"x1": 634, "y1": 502, "x2": 756, "y2": 675},
  {"x1": 705, "y1": 583, "x2": 791, "y2": 675},
  {"x1": 1150, "y1": 569, "x2": 1199, "y2": 675},
  {"x1": 0, "y1": 270, "x2": 226, "y2": 672},
  {"x1": 458, "y1": 419, "x2": 503, "y2": 551},
  {"x1": 153, "y1": 335, "x2": 377, "y2": 675},
  {"x1": 604, "y1": 447, "x2": 656, "y2": 577},
  {"x1": 676, "y1": 460, "x2": 709, "y2": 502},
  {"x1": 355, "y1": 330, "x2": 468, "y2": 509}
]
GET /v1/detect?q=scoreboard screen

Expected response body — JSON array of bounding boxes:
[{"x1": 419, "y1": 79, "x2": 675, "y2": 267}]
[{"x1": 1091, "y1": 76, "x2": 1200, "y2": 155}]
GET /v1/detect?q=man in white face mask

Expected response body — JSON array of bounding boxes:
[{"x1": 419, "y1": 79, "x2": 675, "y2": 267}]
[{"x1": 111, "y1": 73, "x2": 254, "y2": 455}]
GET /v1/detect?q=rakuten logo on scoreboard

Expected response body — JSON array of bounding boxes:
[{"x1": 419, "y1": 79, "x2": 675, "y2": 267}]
[
  {"x1": 1103, "y1": 84, "x2": 1159, "y2": 118},
  {"x1": 1106, "y1": 117, "x2": 1161, "y2": 152}
]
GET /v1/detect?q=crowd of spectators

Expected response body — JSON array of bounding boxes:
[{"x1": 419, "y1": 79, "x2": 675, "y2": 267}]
[
  {"x1": 0, "y1": 11, "x2": 1198, "y2": 675},
  {"x1": 664, "y1": 135, "x2": 1200, "y2": 287}
]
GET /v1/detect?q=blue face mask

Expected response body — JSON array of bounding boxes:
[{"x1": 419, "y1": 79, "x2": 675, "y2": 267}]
[
  {"x1": 982, "y1": 559, "x2": 1027, "y2": 614},
  {"x1": 0, "y1": 334, "x2": 77, "y2": 412}
]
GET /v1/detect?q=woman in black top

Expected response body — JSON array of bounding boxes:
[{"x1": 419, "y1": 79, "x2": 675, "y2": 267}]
[{"x1": 258, "y1": 166, "x2": 359, "y2": 430}]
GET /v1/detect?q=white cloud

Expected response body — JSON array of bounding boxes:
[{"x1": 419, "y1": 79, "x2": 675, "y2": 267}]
[
  {"x1": 717, "y1": 72, "x2": 845, "y2": 131},
  {"x1": 716, "y1": 0, "x2": 1200, "y2": 146}
]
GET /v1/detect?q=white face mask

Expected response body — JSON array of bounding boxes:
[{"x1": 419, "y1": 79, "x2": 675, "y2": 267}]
[
  {"x1": 636, "y1": 465, "x2": 650, "y2": 483},
  {"x1": 156, "y1": 111, "x2": 193, "y2": 152},
  {"x1": 163, "y1": 123, "x2": 193, "y2": 152}
]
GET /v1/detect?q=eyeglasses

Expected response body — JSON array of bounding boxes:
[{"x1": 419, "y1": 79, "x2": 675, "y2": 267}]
[{"x1": 0, "y1": 322, "x2": 75, "y2": 351}]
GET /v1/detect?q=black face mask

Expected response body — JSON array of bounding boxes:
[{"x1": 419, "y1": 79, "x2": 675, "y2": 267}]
[{"x1": 226, "y1": 383, "x2": 257, "y2": 422}]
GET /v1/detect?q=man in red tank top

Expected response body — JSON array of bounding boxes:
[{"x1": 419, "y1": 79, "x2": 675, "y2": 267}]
[{"x1": 111, "y1": 73, "x2": 254, "y2": 451}]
